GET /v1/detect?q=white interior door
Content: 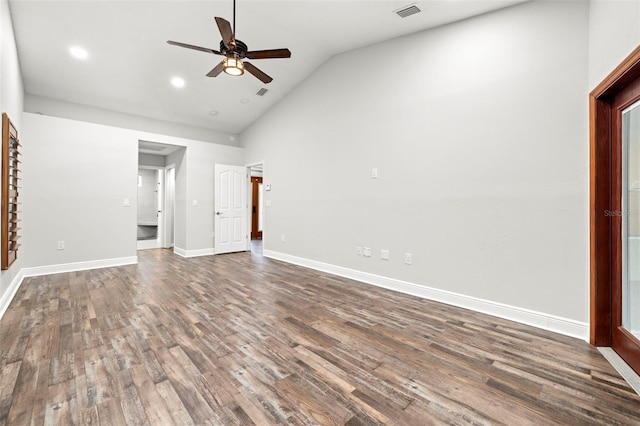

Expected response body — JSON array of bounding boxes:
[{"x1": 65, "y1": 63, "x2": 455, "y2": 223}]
[{"x1": 215, "y1": 164, "x2": 248, "y2": 254}]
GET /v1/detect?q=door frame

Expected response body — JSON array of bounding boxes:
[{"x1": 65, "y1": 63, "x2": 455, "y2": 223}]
[
  {"x1": 247, "y1": 161, "x2": 265, "y2": 244},
  {"x1": 250, "y1": 176, "x2": 263, "y2": 240},
  {"x1": 163, "y1": 164, "x2": 176, "y2": 248},
  {"x1": 590, "y1": 45, "x2": 640, "y2": 353}
]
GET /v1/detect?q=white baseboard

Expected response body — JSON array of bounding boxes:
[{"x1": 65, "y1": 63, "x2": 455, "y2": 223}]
[
  {"x1": 173, "y1": 247, "x2": 214, "y2": 258},
  {"x1": 0, "y1": 269, "x2": 25, "y2": 321},
  {"x1": 21, "y1": 256, "x2": 138, "y2": 278},
  {"x1": 263, "y1": 249, "x2": 589, "y2": 341}
]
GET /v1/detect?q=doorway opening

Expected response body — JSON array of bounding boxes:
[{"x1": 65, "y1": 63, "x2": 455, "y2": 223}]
[
  {"x1": 137, "y1": 141, "x2": 180, "y2": 250},
  {"x1": 137, "y1": 167, "x2": 163, "y2": 249},
  {"x1": 248, "y1": 162, "x2": 264, "y2": 255},
  {"x1": 251, "y1": 176, "x2": 263, "y2": 240}
]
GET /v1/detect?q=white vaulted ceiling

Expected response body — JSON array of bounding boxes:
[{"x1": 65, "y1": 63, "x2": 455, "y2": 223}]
[{"x1": 9, "y1": 0, "x2": 528, "y2": 134}]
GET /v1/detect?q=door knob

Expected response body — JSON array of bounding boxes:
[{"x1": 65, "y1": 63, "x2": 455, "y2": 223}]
[{"x1": 216, "y1": 211, "x2": 223, "y2": 215}]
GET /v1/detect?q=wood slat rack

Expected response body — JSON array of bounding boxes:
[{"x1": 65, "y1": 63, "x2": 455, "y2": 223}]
[{"x1": 2, "y1": 112, "x2": 20, "y2": 270}]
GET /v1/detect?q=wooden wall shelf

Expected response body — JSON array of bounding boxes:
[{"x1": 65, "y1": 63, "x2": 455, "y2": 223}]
[{"x1": 2, "y1": 113, "x2": 20, "y2": 270}]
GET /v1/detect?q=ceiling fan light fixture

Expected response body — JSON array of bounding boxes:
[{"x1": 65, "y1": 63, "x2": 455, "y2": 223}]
[
  {"x1": 223, "y1": 56, "x2": 244, "y2": 76},
  {"x1": 167, "y1": 0, "x2": 289, "y2": 83}
]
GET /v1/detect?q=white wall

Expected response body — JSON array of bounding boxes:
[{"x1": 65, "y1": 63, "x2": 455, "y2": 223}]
[
  {"x1": 242, "y1": 1, "x2": 590, "y2": 331},
  {"x1": 0, "y1": 0, "x2": 23, "y2": 126},
  {"x1": 21, "y1": 112, "x2": 245, "y2": 267},
  {"x1": 25, "y1": 94, "x2": 241, "y2": 148},
  {"x1": 588, "y1": 0, "x2": 640, "y2": 89},
  {"x1": 22, "y1": 114, "x2": 139, "y2": 266},
  {"x1": 0, "y1": 0, "x2": 25, "y2": 315}
]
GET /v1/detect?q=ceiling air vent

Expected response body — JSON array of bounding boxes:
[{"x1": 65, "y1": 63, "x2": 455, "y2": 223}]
[
  {"x1": 395, "y1": 4, "x2": 421, "y2": 18},
  {"x1": 256, "y1": 88, "x2": 269, "y2": 96}
]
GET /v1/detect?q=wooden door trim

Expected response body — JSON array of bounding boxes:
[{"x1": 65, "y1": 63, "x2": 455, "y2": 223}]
[
  {"x1": 590, "y1": 45, "x2": 640, "y2": 346},
  {"x1": 251, "y1": 176, "x2": 263, "y2": 240}
]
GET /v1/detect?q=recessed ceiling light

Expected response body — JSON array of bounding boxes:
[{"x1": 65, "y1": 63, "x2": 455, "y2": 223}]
[
  {"x1": 69, "y1": 46, "x2": 89, "y2": 60},
  {"x1": 240, "y1": 98, "x2": 250, "y2": 104},
  {"x1": 171, "y1": 77, "x2": 185, "y2": 88},
  {"x1": 209, "y1": 110, "x2": 218, "y2": 116}
]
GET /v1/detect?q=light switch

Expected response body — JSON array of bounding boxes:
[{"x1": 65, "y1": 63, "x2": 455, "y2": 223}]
[
  {"x1": 123, "y1": 198, "x2": 130, "y2": 207},
  {"x1": 192, "y1": 199, "x2": 198, "y2": 207}
]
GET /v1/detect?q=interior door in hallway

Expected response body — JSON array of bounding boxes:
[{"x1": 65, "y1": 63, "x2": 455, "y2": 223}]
[{"x1": 214, "y1": 164, "x2": 247, "y2": 254}]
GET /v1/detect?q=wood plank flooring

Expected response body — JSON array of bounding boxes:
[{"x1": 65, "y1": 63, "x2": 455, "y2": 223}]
[{"x1": 1, "y1": 248, "x2": 640, "y2": 425}]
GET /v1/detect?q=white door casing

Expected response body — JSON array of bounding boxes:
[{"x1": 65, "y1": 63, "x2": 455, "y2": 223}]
[
  {"x1": 164, "y1": 165, "x2": 175, "y2": 248},
  {"x1": 215, "y1": 164, "x2": 247, "y2": 254}
]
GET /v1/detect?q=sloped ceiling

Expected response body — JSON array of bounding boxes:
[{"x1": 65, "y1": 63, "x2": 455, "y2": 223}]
[{"x1": 9, "y1": 0, "x2": 528, "y2": 134}]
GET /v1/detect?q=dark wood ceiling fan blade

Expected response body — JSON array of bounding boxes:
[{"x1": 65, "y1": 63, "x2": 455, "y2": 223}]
[
  {"x1": 244, "y1": 62, "x2": 273, "y2": 84},
  {"x1": 215, "y1": 17, "x2": 234, "y2": 48},
  {"x1": 206, "y1": 61, "x2": 226, "y2": 77},
  {"x1": 167, "y1": 40, "x2": 222, "y2": 55},
  {"x1": 245, "y1": 48, "x2": 291, "y2": 60}
]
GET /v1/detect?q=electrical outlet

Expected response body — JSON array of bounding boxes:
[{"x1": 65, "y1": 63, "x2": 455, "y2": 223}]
[
  {"x1": 57, "y1": 241, "x2": 65, "y2": 250},
  {"x1": 357, "y1": 246, "x2": 363, "y2": 256},
  {"x1": 363, "y1": 247, "x2": 371, "y2": 257},
  {"x1": 405, "y1": 253, "x2": 412, "y2": 265},
  {"x1": 381, "y1": 249, "x2": 390, "y2": 260}
]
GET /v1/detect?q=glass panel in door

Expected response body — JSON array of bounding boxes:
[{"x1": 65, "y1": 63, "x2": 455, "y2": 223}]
[{"x1": 622, "y1": 100, "x2": 640, "y2": 340}]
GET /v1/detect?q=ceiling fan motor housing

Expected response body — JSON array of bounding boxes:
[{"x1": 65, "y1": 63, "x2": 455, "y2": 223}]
[{"x1": 221, "y1": 39, "x2": 248, "y2": 57}]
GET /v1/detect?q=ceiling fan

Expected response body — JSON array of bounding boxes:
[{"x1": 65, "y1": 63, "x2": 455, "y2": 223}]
[{"x1": 167, "y1": 0, "x2": 291, "y2": 84}]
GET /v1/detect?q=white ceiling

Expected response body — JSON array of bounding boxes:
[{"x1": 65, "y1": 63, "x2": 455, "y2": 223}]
[{"x1": 9, "y1": 0, "x2": 528, "y2": 134}]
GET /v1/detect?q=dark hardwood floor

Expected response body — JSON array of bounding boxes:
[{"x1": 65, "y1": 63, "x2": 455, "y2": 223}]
[{"x1": 1, "y1": 248, "x2": 640, "y2": 425}]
